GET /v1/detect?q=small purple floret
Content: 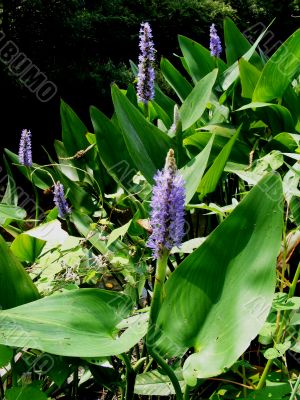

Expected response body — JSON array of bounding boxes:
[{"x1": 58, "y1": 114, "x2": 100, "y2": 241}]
[
  {"x1": 18, "y1": 129, "x2": 32, "y2": 167},
  {"x1": 210, "y1": 23, "x2": 222, "y2": 58},
  {"x1": 137, "y1": 22, "x2": 155, "y2": 104},
  {"x1": 147, "y1": 149, "x2": 185, "y2": 259},
  {"x1": 53, "y1": 182, "x2": 71, "y2": 218}
]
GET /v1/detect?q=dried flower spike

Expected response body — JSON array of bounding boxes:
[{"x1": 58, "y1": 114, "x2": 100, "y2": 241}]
[
  {"x1": 210, "y1": 23, "x2": 222, "y2": 58},
  {"x1": 53, "y1": 182, "x2": 71, "y2": 218},
  {"x1": 137, "y1": 22, "x2": 155, "y2": 104},
  {"x1": 18, "y1": 129, "x2": 32, "y2": 167},
  {"x1": 147, "y1": 149, "x2": 185, "y2": 259}
]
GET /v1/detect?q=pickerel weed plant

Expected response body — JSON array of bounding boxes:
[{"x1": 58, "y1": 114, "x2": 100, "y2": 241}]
[{"x1": 0, "y1": 17, "x2": 300, "y2": 400}]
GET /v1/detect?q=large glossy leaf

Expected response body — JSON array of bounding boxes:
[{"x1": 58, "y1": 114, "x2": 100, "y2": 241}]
[
  {"x1": 180, "y1": 69, "x2": 218, "y2": 130},
  {"x1": 224, "y1": 17, "x2": 262, "y2": 67},
  {"x1": 184, "y1": 131, "x2": 249, "y2": 164},
  {"x1": 0, "y1": 235, "x2": 39, "y2": 309},
  {"x1": 111, "y1": 84, "x2": 172, "y2": 183},
  {"x1": 0, "y1": 289, "x2": 147, "y2": 357},
  {"x1": 160, "y1": 57, "x2": 193, "y2": 102},
  {"x1": 178, "y1": 35, "x2": 226, "y2": 83},
  {"x1": 197, "y1": 128, "x2": 239, "y2": 199},
  {"x1": 237, "y1": 102, "x2": 295, "y2": 132},
  {"x1": 221, "y1": 23, "x2": 270, "y2": 91},
  {"x1": 180, "y1": 136, "x2": 214, "y2": 204},
  {"x1": 239, "y1": 58, "x2": 261, "y2": 98},
  {"x1": 154, "y1": 173, "x2": 283, "y2": 384},
  {"x1": 60, "y1": 99, "x2": 88, "y2": 156},
  {"x1": 90, "y1": 106, "x2": 136, "y2": 188},
  {"x1": 253, "y1": 28, "x2": 300, "y2": 102}
]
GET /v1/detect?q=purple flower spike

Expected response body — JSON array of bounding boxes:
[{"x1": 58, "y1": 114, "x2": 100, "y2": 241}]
[
  {"x1": 18, "y1": 129, "x2": 32, "y2": 167},
  {"x1": 210, "y1": 23, "x2": 222, "y2": 58},
  {"x1": 147, "y1": 149, "x2": 185, "y2": 259},
  {"x1": 137, "y1": 22, "x2": 155, "y2": 104},
  {"x1": 53, "y1": 182, "x2": 71, "y2": 218}
]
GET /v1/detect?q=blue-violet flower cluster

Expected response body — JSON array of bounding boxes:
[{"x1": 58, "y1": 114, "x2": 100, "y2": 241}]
[
  {"x1": 147, "y1": 149, "x2": 185, "y2": 259},
  {"x1": 210, "y1": 23, "x2": 222, "y2": 58},
  {"x1": 137, "y1": 22, "x2": 155, "y2": 104},
  {"x1": 53, "y1": 182, "x2": 71, "y2": 218},
  {"x1": 18, "y1": 129, "x2": 32, "y2": 167}
]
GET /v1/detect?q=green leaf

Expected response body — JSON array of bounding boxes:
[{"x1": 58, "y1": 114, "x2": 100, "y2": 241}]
[
  {"x1": 197, "y1": 128, "x2": 240, "y2": 199},
  {"x1": 180, "y1": 69, "x2": 218, "y2": 130},
  {"x1": 253, "y1": 28, "x2": 300, "y2": 102},
  {"x1": 242, "y1": 382, "x2": 291, "y2": 400},
  {"x1": 160, "y1": 57, "x2": 193, "y2": 102},
  {"x1": 184, "y1": 131, "x2": 249, "y2": 164},
  {"x1": 111, "y1": 84, "x2": 172, "y2": 183},
  {"x1": 236, "y1": 102, "x2": 295, "y2": 132},
  {"x1": 1, "y1": 155, "x2": 18, "y2": 205},
  {"x1": 154, "y1": 173, "x2": 283, "y2": 384},
  {"x1": 4, "y1": 149, "x2": 54, "y2": 190},
  {"x1": 178, "y1": 35, "x2": 226, "y2": 84},
  {"x1": 10, "y1": 234, "x2": 45, "y2": 263},
  {"x1": 221, "y1": 22, "x2": 271, "y2": 91},
  {"x1": 180, "y1": 135, "x2": 214, "y2": 203},
  {"x1": 224, "y1": 17, "x2": 262, "y2": 67},
  {"x1": 0, "y1": 204, "x2": 26, "y2": 226},
  {"x1": 0, "y1": 289, "x2": 147, "y2": 357},
  {"x1": 239, "y1": 58, "x2": 261, "y2": 98},
  {"x1": 90, "y1": 106, "x2": 136, "y2": 188},
  {"x1": 5, "y1": 385, "x2": 48, "y2": 400},
  {"x1": 134, "y1": 369, "x2": 185, "y2": 396},
  {"x1": 107, "y1": 221, "x2": 131, "y2": 248},
  {"x1": 0, "y1": 235, "x2": 40, "y2": 309},
  {"x1": 269, "y1": 132, "x2": 298, "y2": 152},
  {"x1": 0, "y1": 344, "x2": 13, "y2": 367},
  {"x1": 61, "y1": 99, "x2": 88, "y2": 156}
]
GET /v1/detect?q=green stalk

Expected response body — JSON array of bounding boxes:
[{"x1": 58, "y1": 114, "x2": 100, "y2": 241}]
[
  {"x1": 147, "y1": 346, "x2": 183, "y2": 400},
  {"x1": 148, "y1": 251, "x2": 168, "y2": 327},
  {"x1": 146, "y1": 251, "x2": 183, "y2": 400},
  {"x1": 257, "y1": 262, "x2": 300, "y2": 391},
  {"x1": 288, "y1": 261, "x2": 300, "y2": 299},
  {"x1": 183, "y1": 384, "x2": 191, "y2": 400},
  {"x1": 0, "y1": 376, "x2": 4, "y2": 399},
  {"x1": 256, "y1": 359, "x2": 273, "y2": 391},
  {"x1": 120, "y1": 353, "x2": 136, "y2": 400},
  {"x1": 144, "y1": 102, "x2": 149, "y2": 119},
  {"x1": 289, "y1": 373, "x2": 300, "y2": 400},
  {"x1": 11, "y1": 350, "x2": 18, "y2": 387},
  {"x1": 32, "y1": 182, "x2": 39, "y2": 226}
]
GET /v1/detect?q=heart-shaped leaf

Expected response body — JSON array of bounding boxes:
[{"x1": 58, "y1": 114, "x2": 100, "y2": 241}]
[{"x1": 154, "y1": 173, "x2": 283, "y2": 385}]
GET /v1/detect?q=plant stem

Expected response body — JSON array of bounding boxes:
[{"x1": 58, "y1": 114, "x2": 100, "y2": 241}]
[
  {"x1": 32, "y1": 178, "x2": 39, "y2": 226},
  {"x1": 288, "y1": 261, "x2": 300, "y2": 299},
  {"x1": 148, "y1": 251, "x2": 168, "y2": 328},
  {"x1": 256, "y1": 359, "x2": 273, "y2": 391},
  {"x1": 11, "y1": 350, "x2": 18, "y2": 387},
  {"x1": 241, "y1": 354, "x2": 247, "y2": 398},
  {"x1": 147, "y1": 347, "x2": 183, "y2": 400},
  {"x1": 120, "y1": 353, "x2": 136, "y2": 400},
  {"x1": 146, "y1": 251, "x2": 183, "y2": 400},
  {"x1": 289, "y1": 373, "x2": 300, "y2": 400},
  {"x1": 72, "y1": 368, "x2": 78, "y2": 399},
  {"x1": 144, "y1": 102, "x2": 149, "y2": 119},
  {"x1": 0, "y1": 376, "x2": 4, "y2": 399},
  {"x1": 184, "y1": 384, "x2": 191, "y2": 400}
]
